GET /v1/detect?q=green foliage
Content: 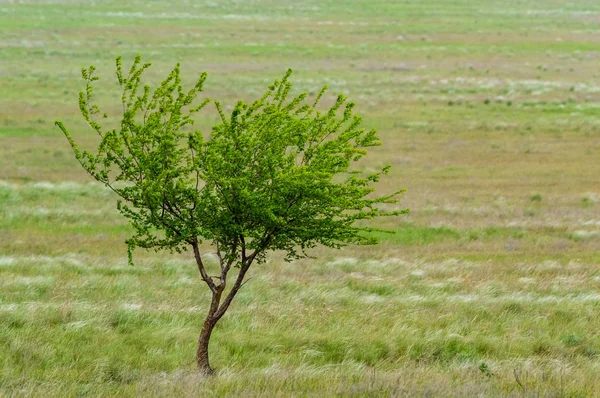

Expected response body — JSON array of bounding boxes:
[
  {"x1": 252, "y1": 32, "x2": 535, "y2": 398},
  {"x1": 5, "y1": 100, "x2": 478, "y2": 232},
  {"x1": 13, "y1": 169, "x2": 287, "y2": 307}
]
[
  {"x1": 56, "y1": 56, "x2": 406, "y2": 267},
  {"x1": 530, "y1": 194, "x2": 542, "y2": 202},
  {"x1": 479, "y1": 362, "x2": 492, "y2": 377},
  {"x1": 55, "y1": 56, "x2": 407, "y2": 372}
]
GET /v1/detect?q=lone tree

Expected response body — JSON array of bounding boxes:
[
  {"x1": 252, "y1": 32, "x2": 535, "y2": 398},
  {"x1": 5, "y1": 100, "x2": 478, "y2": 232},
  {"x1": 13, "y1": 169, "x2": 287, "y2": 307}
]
[{"x1": 56, "y1": 56, "x2": 407, "y2": 375}]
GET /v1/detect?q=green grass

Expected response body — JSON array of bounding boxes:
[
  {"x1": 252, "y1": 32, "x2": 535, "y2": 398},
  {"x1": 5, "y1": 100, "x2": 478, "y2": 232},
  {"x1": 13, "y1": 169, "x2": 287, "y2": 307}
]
[
  {"x1": 1, "y1": 0, "x2": 600, "y2": 396},
  {"x1": 1, "y1": 255, "x2": 599, "y2": 396}
]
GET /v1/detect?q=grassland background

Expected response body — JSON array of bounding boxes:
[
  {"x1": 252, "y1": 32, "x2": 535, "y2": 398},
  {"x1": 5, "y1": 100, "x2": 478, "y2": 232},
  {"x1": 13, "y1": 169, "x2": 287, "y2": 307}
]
[{"x1": 1, "y1": 0, "x2": 600, "y2": 396}]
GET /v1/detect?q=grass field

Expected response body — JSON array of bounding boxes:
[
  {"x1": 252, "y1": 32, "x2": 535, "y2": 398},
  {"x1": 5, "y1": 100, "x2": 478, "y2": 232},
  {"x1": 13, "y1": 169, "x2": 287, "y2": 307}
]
[{"x1": 1, "y1": 0, "x2": 600, "y2": 396}]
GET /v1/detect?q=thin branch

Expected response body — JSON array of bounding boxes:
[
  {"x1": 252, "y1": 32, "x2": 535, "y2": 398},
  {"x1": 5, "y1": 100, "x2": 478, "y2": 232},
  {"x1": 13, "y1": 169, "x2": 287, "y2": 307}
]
[
  {"x1": 214, "y1": 233, "x2": 273, "y2": 320},
  {"x1": 240, "y1": 235, "x2": 247, "y2": 263},
  {"x1": 246, "y1": 225, "x2": 279, "y2": 265},
  {"x1": 215, "y1": 240, "x2": 224, "y2": 271},
  {"x1": 240, "y1": 276, "x2": 253, "y2": 290},
  {"x1": 221, "y1": 258, "x2": 234, "y2": 285},
  {"x1": 217, "y1": 237, "x2": 238, "y2": 289},
  {"x1": 213, "y1": 261, "x2": 251, "y2": 320},
  {"x1": 191, "y1": 240, "x2": 217, "y2": 293},
  {"x1": 189, "y1": 145, "x2": 201, "y2": 196}
]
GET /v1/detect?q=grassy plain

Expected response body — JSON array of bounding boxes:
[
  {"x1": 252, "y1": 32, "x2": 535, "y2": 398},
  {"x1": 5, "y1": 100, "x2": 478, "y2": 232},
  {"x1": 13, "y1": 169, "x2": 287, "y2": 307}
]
[{"x1": 1, "y1": 0, "x2": 600, "y2": 396}]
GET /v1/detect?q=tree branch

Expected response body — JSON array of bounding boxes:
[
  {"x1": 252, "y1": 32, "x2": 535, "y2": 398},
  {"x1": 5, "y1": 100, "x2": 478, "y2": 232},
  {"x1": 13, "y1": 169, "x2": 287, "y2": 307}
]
[
  {"x1": 215, "y1": 240, "x2": 224, "y2": 271},
  {"x1": 191, "y1": 240, "x2": 218, "y2": 293},
  {"x1": 213, "y1": 260, "x2": 251, "y2": 320},
  {"x1": 240, "y1": 235, "x2": 247, "y2": 263},
  {"x1": 214, "y1": 233, "x2": 273, "y2": 320}
]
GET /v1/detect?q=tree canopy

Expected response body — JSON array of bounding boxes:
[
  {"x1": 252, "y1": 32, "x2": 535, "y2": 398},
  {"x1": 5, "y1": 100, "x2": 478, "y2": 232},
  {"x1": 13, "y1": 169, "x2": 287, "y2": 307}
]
[
  {"x1": 55, "y1": 55, "x2": 407, "y2": 373},
  {"x1": 56, "y1": 56, "x2": 406, "y2": 268}
]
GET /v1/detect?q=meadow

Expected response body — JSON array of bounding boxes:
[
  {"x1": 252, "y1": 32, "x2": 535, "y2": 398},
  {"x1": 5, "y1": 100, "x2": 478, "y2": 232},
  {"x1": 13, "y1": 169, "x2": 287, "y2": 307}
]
[{"x1": 1, "y1": 0, "x2": 600, "y2": 396}]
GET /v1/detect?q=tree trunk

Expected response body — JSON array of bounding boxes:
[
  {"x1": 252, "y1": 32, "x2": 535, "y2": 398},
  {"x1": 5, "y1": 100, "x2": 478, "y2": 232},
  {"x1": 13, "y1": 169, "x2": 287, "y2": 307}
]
[
  {"x1": 196, "y1": 316, "x2": 217, "y2": 375},
  {"x1": 192, "y1": 246, "x2": 256, "y2": 375}
]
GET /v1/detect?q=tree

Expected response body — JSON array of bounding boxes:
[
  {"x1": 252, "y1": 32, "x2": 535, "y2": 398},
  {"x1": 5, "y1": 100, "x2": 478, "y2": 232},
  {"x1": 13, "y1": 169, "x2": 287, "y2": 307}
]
[{"x1": 55, "y1": 55, "x2": 407, "y2": 375}]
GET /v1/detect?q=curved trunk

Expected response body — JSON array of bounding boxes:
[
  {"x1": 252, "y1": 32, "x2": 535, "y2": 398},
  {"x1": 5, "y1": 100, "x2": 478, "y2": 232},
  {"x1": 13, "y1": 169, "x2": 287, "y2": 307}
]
[
  {"x1": 191, "y1": 238, "x2": 262, "y2": 375},
  {"x1": 196, "y1": 288, "x2": 222, "y2": 376},
  {"x1": 196, "y1": 316, "x2": 217, "y2": 375}
]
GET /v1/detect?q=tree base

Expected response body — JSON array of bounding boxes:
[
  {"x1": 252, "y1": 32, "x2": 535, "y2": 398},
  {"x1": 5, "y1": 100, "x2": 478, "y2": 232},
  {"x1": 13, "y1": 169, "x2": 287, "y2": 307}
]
[{"x1": 198, "y1": 364, "x2": 215, "y2": 376}]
